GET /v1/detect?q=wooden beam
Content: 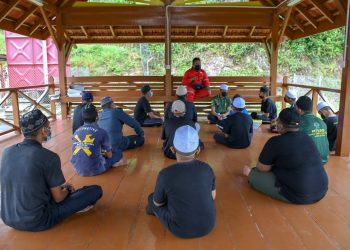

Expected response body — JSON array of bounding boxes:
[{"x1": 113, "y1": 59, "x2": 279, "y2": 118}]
[
  {"x1": 195, "y1": 25, "x2": 199, "y2": 37},
  {"x1": 56, "y1": 10, "x2": 65, "y2": 50},
  {"x1": 270, "y1": 11, "x2": 279, "y2": 96},
  {"x1": 262, "y1": 38, "x2": 271, "y2": 62},
  {"x1": 309, "y1": 0, "x2": 334, "y2": 24},
  {"x1": 0, "y1": 18, "x2": 44, "y2": 39},
  {"x1": 290, "y1": 12, "x2": 305, "y2": 33},
  {"x1": 10, "y1": 90, "x2": 20, "y2": 132},
  {"x1": 58, "y1": 47, "x2": 68, "y2": 119},
  {"x1": 14, "y1": 5, "x2": 37, "y2": 31},
  {"x1": 80, "y1": 26, "x2": 89, "y2": 39},
  {"x1": 39, "y1": 6, "x2": 58, "y2": 47},
  {"x1": 223, "y1": 25, "x2": 228, "y2": 37},
  {"x1": 110, "y1": 26, "x2": 116, "y2": 38},
  {"x1": 295, "y1": 6, "x2": 318, "y2": 29},
  {"x1": 249, "y1": 26, "x2": 256, "y2": 37},
  {"x1": 0, "y1": 0, "x2": 19, "y2": 22},
  {"x1": 259, "y1": 0, "x2": 274, "y2": 6},
  {"x1": 333, "y1": 0, "x2": 346, "y2": 17},
  {"x1": 139, "y1": 25, "x2": 143, "y2": 36},
  {"x1": 278, "y1": 7, "x2": 292, "y2": 44}
]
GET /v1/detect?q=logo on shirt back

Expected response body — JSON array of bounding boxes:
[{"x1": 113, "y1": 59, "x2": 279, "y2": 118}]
[{"x1": 73, "y1": 134, "x2": 95, "y2": 156}]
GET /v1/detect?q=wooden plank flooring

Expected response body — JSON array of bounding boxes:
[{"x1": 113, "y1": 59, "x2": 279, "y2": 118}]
[{"x1": 1, "y1": 119, "x2": 350, "y2": 250}]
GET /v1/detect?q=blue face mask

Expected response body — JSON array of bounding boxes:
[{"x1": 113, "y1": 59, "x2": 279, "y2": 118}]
[{"x1": 149, "y1": 90, "x2": 154, "y2": 97}]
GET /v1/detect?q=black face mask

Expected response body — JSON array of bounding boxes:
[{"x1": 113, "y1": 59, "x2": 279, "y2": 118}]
[
  {"x1": 259, "y1": 95, "x2": 264, "y2": 99},
  {"x1": 221, "y1": 92, "x2": 227, "y2": 97},
  {"x1": 194, "y1": 65, "x2": 201, "y2": 71},
  {"x1": 321, "y1": 114, "x2": 326, "y2": 120}
]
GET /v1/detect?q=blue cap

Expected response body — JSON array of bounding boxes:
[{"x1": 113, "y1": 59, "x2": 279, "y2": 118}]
[
  {"x1": 82, "y1": 92, "x2": 93, "y2": 101},
  {"x1": 232, "y1": 97, "x2": 245, "y2": 109},
  {"x1": 101, "y1": 96, "x2": 113, "y2": 107},
  {"x1": 173, "y1": 125, "x2": 199, "y2": 154}
]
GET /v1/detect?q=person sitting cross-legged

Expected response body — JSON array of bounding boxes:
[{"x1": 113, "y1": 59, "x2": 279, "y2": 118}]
[
  {"x1": 214, "y1": 97, "x2": 253, "y2": 149},
  {"x1": 147, "y1": 125, "x2": 216, "y2": 238},
  {"x1": 134, "y1": 84, "x2": 163, "y2": 127},
  {"x1": 71, "y1": 105, "x2": 126, "y2": 177},
  {"x1": 251, "y1": 86, "x2": 277, "y2": 124},
  {"x1": 207, "y1": 84, "x2": 231, "y2": 124},
  {"x1": 98, "y1": 96, "x2": 144, "y2": 152},
  {"x1": 0, "y1": 109, "x2": 103, "y2": 232},
  {"x1": 162, "y1": 100, "x2": 203, "y2": 159},
  {"x1": 243, "y1": 108, "x2": 328, "y2": 204},
  {"x1": 317, "y1": 101, "x2": 338, "y2": 152}
]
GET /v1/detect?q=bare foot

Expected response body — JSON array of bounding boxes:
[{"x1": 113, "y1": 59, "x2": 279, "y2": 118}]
[
  {"x1": 243, "y1": 165, "x2": 252, "y2": 176},
  {"x1": 112, "y1": 158, "x2": 127, "y2": 167}
]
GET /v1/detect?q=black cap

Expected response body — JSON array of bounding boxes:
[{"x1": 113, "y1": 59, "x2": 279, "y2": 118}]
[
  {"x1": 20, "y1": 109, "x2": 48, "y2": 136},
  {"x1": 278, "y1": 108, "x2": 300, "y2": 127},
  {"x1": 296, "y1": 96, "x2": 312, "y2": 112},
  {"x1": 141, "y1": 84, "x2": 151, "y2": 94}
]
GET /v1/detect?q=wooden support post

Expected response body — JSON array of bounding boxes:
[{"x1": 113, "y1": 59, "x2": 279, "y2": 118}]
[
  {"x1": 282, "y1": 76, "x2": 288, "y2": 109},
  {"x1": 311, "y1": 89, "x2": 318, "y2": 115},
  {"x1": 10, "y1": 90, "x2": 20, "y2": 134},
  {"x1": 165, "y1": 4, "x2": 172, "y2": 99},
  {"x1": 270, "y1": 11, "x2": 279, "y2": 96},
  {"x1": 48, "y1": 76, "x2": 56, "y2": 120},
  {"x1": 58, "y1": 48, "x2": 68, "y2": 119}
]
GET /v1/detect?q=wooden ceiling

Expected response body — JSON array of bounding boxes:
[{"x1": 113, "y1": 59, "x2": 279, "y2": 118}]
[{"x1": 0, "y1": 0, "x2": 346, "y2": 44}]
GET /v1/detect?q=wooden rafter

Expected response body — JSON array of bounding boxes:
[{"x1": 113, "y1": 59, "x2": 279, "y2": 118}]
[
  {"x1": 39, "y1": 6, "x2": 58, "y2": 47},
  {"x1": 14, "y1": 5, "x2": 37, "y2": 31},
  {"x1": 223, "y1": 26, "x2": 228, "y2": 37},
  {"x1": 333, "y1": 0, "x2": 346, "y2": 17},
  {"x1": 309, "y1": 0, "x2": 334, "y2": 24},
  {"x1": 290, "y1": 13, "x2": 305, "y2": 33},
  {"x1": 139, "y1": 25, "x2": 143, "y2": 36},
  {"x1": 249, "y1": 26, "x2": 256, "y2": 37},
  {"x1": 0, "y1": 0, "x2": 19, "y2": 23},
  {"x1": 80, "y1": 26, "x2": 89, "y2": 38},
  {"x1": 295, "y1": 6, "x2": 318, "y2": 29},
  {"x1": 29, "y1": 19, "x2": 45, "y2": 36},
  {"x1": 110, "y1": 26, "x2": 116, "y2": 37},
  {"x1": 278, "y1": 7, "x2": 292, "y2": 44}
]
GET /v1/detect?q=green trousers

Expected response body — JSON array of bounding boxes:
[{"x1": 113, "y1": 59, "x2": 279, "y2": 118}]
[{"x1": 248, "y1": 168, "x2": 290, "y2": 203}]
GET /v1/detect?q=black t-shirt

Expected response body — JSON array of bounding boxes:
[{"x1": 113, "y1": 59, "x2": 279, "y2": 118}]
[
  {"x1": 222, "y1": 112, "x2": 253, "y2": 148},
  {"x1": 134, "y1": 96, "x2": 152, "y2": 124},
  {"x1": 259, "y1": 131, "x2": 328, "y2": 204},
  {"x1": 162, "y1": 116, "x2": 196, "y2": 155},
  {"x1": 261, "y1": 98, "x2": 277, "y2": 119},
  {"x1": 72, "y1": 103, "x2": 87, "y2": 133},
  {"x1": 153, "y1": 160, "x2": 216, "y2": 238},
  {"x1": 323, "y1": 115, "x2": 338, "y2": 151},
  {"x1": 164, "y1": 98, "x2": 198, "y2": 123},
  {"x1": 0, "y1": 139, "x2": 65, "y2": 230}
]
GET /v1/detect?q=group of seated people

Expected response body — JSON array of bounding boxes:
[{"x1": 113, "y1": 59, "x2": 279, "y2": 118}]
[{"x1": 0, "y1": 57, "x2": 338, "y2": 239}]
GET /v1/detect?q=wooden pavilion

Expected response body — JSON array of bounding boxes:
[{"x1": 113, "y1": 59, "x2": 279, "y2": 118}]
[{"x1": 1, "y1": 0, "x2": 350, "y2": 249}]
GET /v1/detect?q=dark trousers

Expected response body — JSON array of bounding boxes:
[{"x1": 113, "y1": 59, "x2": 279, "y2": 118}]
[
  {"x1": 251, "y1": 112, "x2": 272, "y2": 124},
  {"x1": 213, "y1": 133, "x2": 231, "y2": 147},
  {"x1": 33, "y1": 185, "x2": 103, "y2": 231},
  {"x1": 207, "y1": 114, "x2": 219, "y2": 124},
  {"x1": 121, "y1": 135, "x2": 145, "y2": 150},
  {"x1": 142, "y1": 118, "x2": 163, "y2": 127}
]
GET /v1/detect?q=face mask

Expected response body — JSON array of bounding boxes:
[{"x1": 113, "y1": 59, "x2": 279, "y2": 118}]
[
  {"x1": 321, "y1": 114, "x2": 326, "y2": 120},
  {"x1": 259, "y1": 94, "x2": 264, "y2": 99},
  {"x1": 284, "y1": 97, "x2": 288, "y2": 103},
  {"x1": 221, "y1": 92, "x2": 227, "y2": 97},
  {"x1": 194, "y1": 65, "x2": 201, "y2": 71},
  {"x1": 149, "y1": 90, "x2": 154, "y2": 97}
]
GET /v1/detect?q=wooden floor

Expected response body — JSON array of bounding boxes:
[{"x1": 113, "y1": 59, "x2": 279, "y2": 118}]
[{"x1": 1, "y1": 120, "x2": 350, "y2": 250}]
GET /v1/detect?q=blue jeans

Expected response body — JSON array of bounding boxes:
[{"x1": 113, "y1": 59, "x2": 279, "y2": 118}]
[
  {"x1": 104, "y1": 149, "x2": 123, "y2": 168},
  {"x1": 33, "y1": 185, "x2": 103, "y2": 231}
]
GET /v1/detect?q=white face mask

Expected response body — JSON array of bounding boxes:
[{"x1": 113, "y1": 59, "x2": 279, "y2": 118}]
[{"x1": 149, "y1": 90, "x2": 154, "y2": 97}]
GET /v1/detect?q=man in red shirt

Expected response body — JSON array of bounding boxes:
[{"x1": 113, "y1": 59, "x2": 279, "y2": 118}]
[{"x1": 182, "y1": 57, "x2": 211, "y2": 102}]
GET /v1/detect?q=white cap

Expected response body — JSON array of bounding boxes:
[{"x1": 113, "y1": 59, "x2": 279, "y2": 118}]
[
  {"x1": 173, "y1": 125, "x2": 199, "y2": 154},
  {"x1": 232, "y1": 97, "x2": 246, "y2": 109},
  {"x1": 176, "y1": 86, "x2": 187, "y2": 96},
  {"x1": 285, "y1": 90, "x2": 297, "y2": 99},
  {"x1": 220, "y1": 84, "x2": 229, "y2": 91},
  {"x1": 171, "y1": 100, "x2": 186, "y2": 114},
  {"x1": 317, "y1": 101, "x2": 330, "y2": 112}
]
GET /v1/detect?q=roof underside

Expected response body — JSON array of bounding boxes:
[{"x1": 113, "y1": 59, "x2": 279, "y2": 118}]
[{"x1": 0, "y1": 0, "x2": 346, "y2": 44}]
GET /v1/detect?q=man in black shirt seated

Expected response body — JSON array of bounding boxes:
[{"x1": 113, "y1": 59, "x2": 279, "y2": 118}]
[
  {"x1": 251, "y1": 86, "x2": 277, "y2": 124},
  {"x1": 72, "y1": 91, "x2": 93, "y2": 133},
  {"x1": 147, "y1": 125, "x2": 216, "y2": 238},
  {"x1": 134, "y1": 84, "x2": 163, "y2": 127},
  {"x1": 243, "y1": 108, "x2": 328, "y2": 204},
  {"x1": 317, "y1": 101, "x2": 338, "y2": 151},
  {"x1": 0, "y1": 109, "x2": 103, "y2": 231},
  {"x1": 214, "y1": 97, "x2": 253, "y2": 148},
  {"x1": 162, "y1": 100, "x2": 203, "y2": 159}
]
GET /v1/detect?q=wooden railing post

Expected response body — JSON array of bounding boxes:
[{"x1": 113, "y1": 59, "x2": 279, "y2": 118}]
[
  {"x1": 281, "y1": 76, "x2": 288, "y2": 109},
  {"x1": 48, "y1": 76, "x2": 56, "y2": 120},
  {"x1": 311, "y1": 89, "x2": 318, "y2": 115},
  {"x1": 10, "y1": 90, "x2": 20, "y2": 134}
]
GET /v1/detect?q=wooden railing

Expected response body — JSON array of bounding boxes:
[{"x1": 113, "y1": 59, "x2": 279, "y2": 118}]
[
  {"x1": 281, "y1": 76, "x2": 340, "y2": 114},
  {"x1": 0, "y1": 77, "x2": 58, "y2": 136},
  {"x1": 64, "y1": 75, "x2": 273, "y2": 116}
]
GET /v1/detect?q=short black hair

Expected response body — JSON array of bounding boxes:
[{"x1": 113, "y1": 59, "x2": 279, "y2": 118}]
[
  {"x1": 192, "y1": 57, "x2": 201, "y2": 64},
  {"x1": 82, "y1": 104, "x2": 98, "y2": 123},
  {"x1": 260, "y1": 86, "x2": 269, "y2": 94},
  {"x1": 234, "y1": 107, "x2": 244, "y2": 112},
  {"x1": 296, "y1": 96, "x2": 312, "y2": 112},
  {"x1": 141, "y1": 84, "x2": 151, "y2": 95}
]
